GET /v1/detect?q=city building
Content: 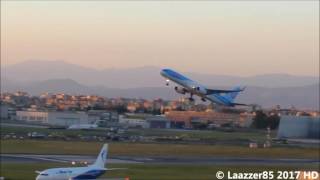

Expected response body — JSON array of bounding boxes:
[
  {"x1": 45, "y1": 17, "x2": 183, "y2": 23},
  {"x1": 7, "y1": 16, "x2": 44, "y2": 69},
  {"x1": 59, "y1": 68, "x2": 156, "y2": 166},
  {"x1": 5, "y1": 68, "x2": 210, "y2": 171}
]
[
  {"x1": 119, "y1": 115, "x2": 149, "y2": 128},
  {"x1": 277, "y1": 115, "x2": 320, "y2": 139},
  {"x1": 165, "y1": 110, "x2": 253, "y2": 129},
  {"x1": 16, "y1": 110, "x2": 89, "y2": 127},
  {"x1": 0, "y1": 104, "x2": 9, "y2": 119},
  {"x1": 146, "y1": 115, "x2": 170, "y2": 129}
]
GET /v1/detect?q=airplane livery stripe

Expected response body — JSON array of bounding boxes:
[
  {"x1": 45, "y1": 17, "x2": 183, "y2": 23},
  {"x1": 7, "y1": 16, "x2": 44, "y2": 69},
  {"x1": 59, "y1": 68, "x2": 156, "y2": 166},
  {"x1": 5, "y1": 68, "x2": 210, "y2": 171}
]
[
  {"x1": 212, "y1": 94, "x2": 231, "y2": 105},
  {"x1": 164, "y1": 69, "x2": 190, "y2": 81},
  {"x1": 73, "y1": 169, "x2": 106, "y2": 179}
]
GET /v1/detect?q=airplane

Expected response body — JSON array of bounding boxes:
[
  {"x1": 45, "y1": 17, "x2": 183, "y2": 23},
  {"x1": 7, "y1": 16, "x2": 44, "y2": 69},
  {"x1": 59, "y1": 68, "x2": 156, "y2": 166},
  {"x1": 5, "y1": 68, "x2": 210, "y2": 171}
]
[
  {"x1": 160, "y1": 68, "x2": 247, "y2": 107},
  {"x1": 35, "y1": 144, "x2": 125, "y2": 180}
]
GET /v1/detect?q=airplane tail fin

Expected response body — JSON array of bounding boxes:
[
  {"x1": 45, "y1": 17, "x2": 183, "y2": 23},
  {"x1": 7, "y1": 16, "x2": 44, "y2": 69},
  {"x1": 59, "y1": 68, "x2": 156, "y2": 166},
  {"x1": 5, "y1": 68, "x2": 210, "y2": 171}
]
[
  {"x1": 222, "y1": 86, "x2": 245, "y2": 103},
  {"x1": 92, "y1": 144, "x2": 108, "y2": 169}
]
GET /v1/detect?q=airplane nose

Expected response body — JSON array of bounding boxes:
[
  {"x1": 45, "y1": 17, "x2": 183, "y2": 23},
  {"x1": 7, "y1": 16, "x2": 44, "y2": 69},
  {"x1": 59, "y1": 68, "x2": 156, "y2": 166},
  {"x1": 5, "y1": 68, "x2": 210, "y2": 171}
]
[{"x1": 160, "y1": 70, "x2": 167, "y2": 77}]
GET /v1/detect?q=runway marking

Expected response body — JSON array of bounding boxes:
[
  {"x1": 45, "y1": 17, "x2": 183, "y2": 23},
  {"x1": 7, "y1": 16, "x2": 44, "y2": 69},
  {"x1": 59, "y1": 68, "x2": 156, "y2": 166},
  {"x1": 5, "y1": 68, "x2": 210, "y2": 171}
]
[{"x1": 1, "y1": 154, "x2": 319, "y2": 165}]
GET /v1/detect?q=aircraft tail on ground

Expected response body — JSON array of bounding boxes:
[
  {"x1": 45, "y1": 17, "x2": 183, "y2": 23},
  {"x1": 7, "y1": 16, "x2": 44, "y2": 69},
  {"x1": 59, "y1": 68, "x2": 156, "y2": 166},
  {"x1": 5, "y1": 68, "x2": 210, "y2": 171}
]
[
  {"x1": 222, "y1": 86, "x2": 245, "y2": 103},
  {"x1": 91, "y1": 144, "x2": 108, "y2": 169}
]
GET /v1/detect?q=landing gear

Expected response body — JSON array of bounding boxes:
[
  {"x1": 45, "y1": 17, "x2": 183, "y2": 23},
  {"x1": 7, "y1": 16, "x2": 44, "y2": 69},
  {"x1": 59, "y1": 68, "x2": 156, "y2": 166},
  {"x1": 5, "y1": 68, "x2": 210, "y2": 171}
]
[
  {"x1": 189, "y1": 93, "x2": 194, "y2": 102},
  {"x1": 166, "y1": 79, "x2": 170, "y2": 86}
]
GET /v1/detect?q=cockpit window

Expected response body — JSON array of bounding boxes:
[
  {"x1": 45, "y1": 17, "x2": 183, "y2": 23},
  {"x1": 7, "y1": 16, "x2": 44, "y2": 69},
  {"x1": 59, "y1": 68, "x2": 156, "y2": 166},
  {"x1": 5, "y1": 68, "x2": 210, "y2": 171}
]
[{"x1": 40, "y1": 173, "x2": 49, "y2": 176}]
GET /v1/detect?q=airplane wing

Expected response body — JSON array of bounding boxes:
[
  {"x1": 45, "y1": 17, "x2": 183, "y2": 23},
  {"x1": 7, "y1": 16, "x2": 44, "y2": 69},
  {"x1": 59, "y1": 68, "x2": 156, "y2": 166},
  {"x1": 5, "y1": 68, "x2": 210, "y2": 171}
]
[
  {"x1": 230, "y1": 102, "x2": 250, "y2": 106},
  {"x1": 205, "y1": 88, "x2": 244, "y2": 95}
]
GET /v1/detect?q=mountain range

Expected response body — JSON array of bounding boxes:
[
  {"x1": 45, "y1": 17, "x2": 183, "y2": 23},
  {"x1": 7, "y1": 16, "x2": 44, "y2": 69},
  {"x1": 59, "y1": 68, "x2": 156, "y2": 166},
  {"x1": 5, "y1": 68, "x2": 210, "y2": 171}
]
[
  {"x1": 2, "y1": 60, "x2": 318, "y2": 88},
  {"x1": 1, "y1": 60, "x2": 319, "y2": 109}
]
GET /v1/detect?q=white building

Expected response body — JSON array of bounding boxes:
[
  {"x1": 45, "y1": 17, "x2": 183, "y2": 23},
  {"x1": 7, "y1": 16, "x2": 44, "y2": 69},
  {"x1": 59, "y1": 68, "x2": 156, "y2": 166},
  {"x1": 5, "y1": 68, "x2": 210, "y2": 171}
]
[
  {"x1": 16, "y1": 111, "x2": 89, "y2": 127},
  {"x1": 277, "y1": 115, "x2": 320, "y2": 139}
]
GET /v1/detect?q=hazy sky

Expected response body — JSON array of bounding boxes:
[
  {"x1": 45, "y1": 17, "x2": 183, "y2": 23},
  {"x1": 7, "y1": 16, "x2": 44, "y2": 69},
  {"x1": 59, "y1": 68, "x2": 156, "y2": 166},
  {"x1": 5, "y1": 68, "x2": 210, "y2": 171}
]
[{"x1": 1, "y1": 1, "x2": 319, "y2": 76}]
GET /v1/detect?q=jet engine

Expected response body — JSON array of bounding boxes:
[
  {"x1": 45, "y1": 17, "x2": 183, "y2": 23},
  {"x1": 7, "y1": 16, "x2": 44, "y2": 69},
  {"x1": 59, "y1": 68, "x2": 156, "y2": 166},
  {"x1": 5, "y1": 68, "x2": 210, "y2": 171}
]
[{"x1": 174, "y1": 86, "x2": 187, "y2": 94}]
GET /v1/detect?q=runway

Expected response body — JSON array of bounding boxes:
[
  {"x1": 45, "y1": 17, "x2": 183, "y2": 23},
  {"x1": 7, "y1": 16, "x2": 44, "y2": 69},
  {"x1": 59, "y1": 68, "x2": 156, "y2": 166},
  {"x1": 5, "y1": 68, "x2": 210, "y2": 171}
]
[
  {"x1": 1, "y1": 154, "x2": 319, "y2": 165},
  {"x1": 1, "y1": 154, "x2": 141, "y2": 164}
]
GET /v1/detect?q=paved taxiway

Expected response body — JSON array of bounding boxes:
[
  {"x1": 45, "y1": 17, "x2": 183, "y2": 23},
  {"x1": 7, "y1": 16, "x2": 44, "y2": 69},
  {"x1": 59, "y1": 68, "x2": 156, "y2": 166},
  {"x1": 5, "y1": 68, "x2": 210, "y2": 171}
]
[{"x1": 1, "y1": 154, "x2": 319, "y2": 166}]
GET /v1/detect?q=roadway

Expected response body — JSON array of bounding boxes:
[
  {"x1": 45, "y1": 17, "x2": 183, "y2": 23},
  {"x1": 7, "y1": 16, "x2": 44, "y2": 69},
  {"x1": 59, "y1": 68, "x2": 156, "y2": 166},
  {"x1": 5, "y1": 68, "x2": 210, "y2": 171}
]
[{"x1": 1, "y1": 154, "x2": 319, "y2": 166}]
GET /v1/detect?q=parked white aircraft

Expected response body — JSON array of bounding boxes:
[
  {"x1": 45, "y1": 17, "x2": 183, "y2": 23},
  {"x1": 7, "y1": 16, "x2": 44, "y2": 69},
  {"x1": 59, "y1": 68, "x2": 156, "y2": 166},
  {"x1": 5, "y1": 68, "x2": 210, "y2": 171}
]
[{"x1": 35, "y1": 144, "x2": 124, "y2": 180}]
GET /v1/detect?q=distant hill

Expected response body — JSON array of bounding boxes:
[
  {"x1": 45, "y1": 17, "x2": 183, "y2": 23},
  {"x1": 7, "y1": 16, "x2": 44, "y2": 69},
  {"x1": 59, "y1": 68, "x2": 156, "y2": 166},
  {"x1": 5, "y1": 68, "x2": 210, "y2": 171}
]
[
  {"x1": 236, "y1": 84, "x2": 319, "y2": 109},
  {"x1": 1, "y1": 78, "x2": 319, "y2": 109},
  {"x1": 2, "y1": 60, "x2": 318, "y2": 88}
]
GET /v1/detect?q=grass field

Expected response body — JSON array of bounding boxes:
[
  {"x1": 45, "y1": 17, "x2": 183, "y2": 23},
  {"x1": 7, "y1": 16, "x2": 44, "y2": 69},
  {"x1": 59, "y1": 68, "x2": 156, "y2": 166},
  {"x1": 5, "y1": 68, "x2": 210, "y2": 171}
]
[
  {"x1": 1, "y1": 139, "x2": 319, "y2": 159},
  {"x1": 1, "y1": 126, "x2": 107, "y2": 137},
  {"x1": 1, "y1": 127, "x2": 319, "y2": 179},
  {"x1": 126, "y1": 128, "x2": 272, "y2": 142},
  {"x1": 1, "y1": 125, "x2": 273, "y2": 143},
  {"x1": 1, "y1": 163, "x2": 318, "y2": 180}
]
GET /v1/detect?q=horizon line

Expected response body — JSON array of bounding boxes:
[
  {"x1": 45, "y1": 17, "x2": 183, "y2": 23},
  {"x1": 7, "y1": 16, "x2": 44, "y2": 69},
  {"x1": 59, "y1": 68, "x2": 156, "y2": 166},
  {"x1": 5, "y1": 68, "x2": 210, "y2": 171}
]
[{"x1": 3, "y1": 59, "x2": 319, "y2": 78}]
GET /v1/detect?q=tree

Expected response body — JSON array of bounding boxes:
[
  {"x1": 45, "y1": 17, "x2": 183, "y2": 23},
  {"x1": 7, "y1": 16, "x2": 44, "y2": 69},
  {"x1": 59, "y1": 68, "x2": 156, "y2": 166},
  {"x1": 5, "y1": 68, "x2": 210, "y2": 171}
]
[
  {"x1": 267, "y1": 114, "x2": 280, "y2": 130},
  {"x1": 252, "y1": 110, "x2": 281, "y2": 130},
  {"x1": 191, "y1": 122, "x2": 208, "y2": 130},
  {"x1": 152, "y1": 109, "x2": 161, "y2": 115},
  {"x1": 252, "y1": 110, "x2": 268, "y2": 129}
]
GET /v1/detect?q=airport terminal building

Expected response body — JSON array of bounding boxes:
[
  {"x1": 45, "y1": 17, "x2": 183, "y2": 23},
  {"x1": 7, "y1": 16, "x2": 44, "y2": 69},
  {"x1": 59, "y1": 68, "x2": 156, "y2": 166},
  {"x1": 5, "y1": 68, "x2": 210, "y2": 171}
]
[
  {"x1": 15, "y1": 110, "x2": 120, "y2": 127},
  {"x1": 16, "y1": 111, "x2": 89, "y2": 127},
  {"x1": 87, "y1": 110, "x2": 119, "y2": 127},
  {"x1": 119, "y1": 115, "x2": 170, "y2": 129},
  {"x1": 277, "y1": 115, "x2": 320, "y2": 139}
]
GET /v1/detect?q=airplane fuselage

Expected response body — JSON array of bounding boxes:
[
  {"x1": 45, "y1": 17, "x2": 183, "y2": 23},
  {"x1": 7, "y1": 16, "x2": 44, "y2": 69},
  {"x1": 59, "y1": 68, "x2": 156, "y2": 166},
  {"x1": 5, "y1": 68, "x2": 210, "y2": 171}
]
[
  {"x1": 36, "y1": 144, "x2": 110, "y2": 180},
  {"x1": 36, "y1": 166, "x2": 106, "y2": 180},
  {"x1": 160, "y1": 69, "x2": 207, "y2": 97}
]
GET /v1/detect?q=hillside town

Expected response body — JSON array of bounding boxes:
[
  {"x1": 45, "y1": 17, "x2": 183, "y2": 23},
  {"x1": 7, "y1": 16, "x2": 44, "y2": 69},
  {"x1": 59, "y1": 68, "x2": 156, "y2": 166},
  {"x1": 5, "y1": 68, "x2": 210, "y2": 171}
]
[{"x1": 1, "y1": 91, "x2": 319, "y2": 135}]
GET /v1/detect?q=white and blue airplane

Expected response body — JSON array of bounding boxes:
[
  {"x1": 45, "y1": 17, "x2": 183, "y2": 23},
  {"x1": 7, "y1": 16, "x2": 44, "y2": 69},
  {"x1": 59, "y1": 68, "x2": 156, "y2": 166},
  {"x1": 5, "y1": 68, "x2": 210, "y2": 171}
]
[
  {"x1": 160, "y1": 68, "x2": 246, "y2": 107},
  {"x1": 35, "y1": 144, "x2": 123, "y2": 180}
]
